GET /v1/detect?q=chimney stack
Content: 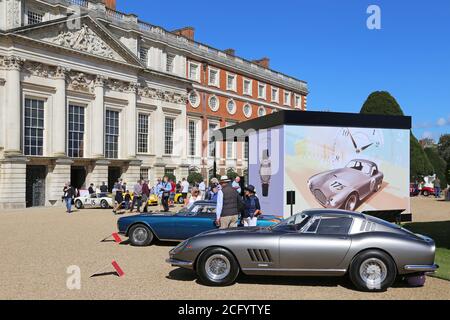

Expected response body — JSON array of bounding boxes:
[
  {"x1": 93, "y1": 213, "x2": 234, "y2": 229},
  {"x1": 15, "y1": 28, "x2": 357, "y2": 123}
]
[
  {"x1": 103, "y1": 0, "x2": 116, "y2": 10},
  {"x1": 252, "y1": 57, "x2": 270, "y2": 68},
  {"x1": 224, "y1": 48, "x2": 236, "y2": 56},
  {"x1": 172, "y1": 27, "x2": 195, "y2": 40}
]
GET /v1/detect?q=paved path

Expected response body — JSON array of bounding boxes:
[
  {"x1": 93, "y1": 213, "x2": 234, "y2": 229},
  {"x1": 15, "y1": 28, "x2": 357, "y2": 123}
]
[{"x1": 0, "y1": 203, "x2": 449, "y2": 300}]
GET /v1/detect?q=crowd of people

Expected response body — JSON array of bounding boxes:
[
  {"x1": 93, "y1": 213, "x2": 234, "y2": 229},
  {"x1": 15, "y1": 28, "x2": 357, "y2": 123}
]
[{"x1": 62, "y1": 175, "x2": 264, "y2": 228}]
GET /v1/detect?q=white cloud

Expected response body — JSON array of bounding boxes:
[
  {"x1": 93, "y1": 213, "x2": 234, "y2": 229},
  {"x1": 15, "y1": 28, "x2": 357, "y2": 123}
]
[{"x1": 437, "y1": 118, "x2": 447, "y2": 126}]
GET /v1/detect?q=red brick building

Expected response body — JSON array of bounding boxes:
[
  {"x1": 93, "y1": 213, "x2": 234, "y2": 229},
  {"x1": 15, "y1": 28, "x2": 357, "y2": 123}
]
[{"x1": 182, "y1": 31, "x2": 308, "y2": 178}]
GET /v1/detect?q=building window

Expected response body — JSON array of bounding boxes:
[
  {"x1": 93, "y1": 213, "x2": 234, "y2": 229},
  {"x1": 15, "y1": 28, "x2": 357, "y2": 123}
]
[
  {"x1": 139, "y1": 47, "x2": 148, "y2": 66},
  {"x1": 105, "y1": 110, "x2": 120, "y2": 159},
  {"x1": 258, "y1": 83, "x2": 266, "y2": 99},
  {"x1": 284, "y1": 91, "x2": 292, "y2": 106},
  {"x1": 208, "y1": 67, "x2": 219, "y2": 87},
  {"x1": 208, "y1": 123, "x2": 218, "y2": 157},
  {"x1": 27, "y1": 11, "x2": 43, "y2": 25},
  {"x1": 188, "y1": 90, "x2": 200, "y2": 108},
  {"x1": 140, "y1": 168, "x2": 149, "y2": 181},
  {"x1": 166, "y1": 53, "x2": 175, "y2": 73},
  {"x1": 226, "y1": 73, "x2": 237, "y2": 91},
  {"x1": 208, "y1": 95, "x2": 220, "y2": 112},
  {"x1": 226, "y1": 123, "x2": 235, "y2": 159},
  {"x1": 188, "y1": 120, "x2": 197, "y2": 156},
  {"x1": 226, "y1": 99, "x2": 236, "y2": 115},
  {"x1": 244, "y1": 141, "x2": 249, "y2": 160},
  {"x1": 138, "y1": 114, "x2": 149, "y2": 153},
  {"x1": 68, "y1": 105, "x2": 85, "y2": 158},
  {"x1": 188, "y1": 62, "x2": 200, "y2": 81},
  {"x1": 258, "y1": 106, "x2": 266, "y2": 117},
  {"x1": 295, "y1": 95, "x2": 302, "y2": 108},
  {"x1": 243, "y1": 103, "x2": 252, "y2": 118},
  {"x1": 271, "y1": 87, "x2": 279, "y2": 103},
  {"x1": 164, "y1": 117, "x2": 174, "y2": 155},
  {"x1": 24, "y1": 98, "x2": 44, "y2": 156},
  {"x1": 243, "y1": 78, "x2": 252, "y2": 96}
]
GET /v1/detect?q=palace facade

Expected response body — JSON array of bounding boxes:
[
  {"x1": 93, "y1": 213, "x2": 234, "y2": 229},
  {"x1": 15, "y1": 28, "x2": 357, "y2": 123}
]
[{"x1": 0, "y1": 0, "x2": 308, "y2": 209}]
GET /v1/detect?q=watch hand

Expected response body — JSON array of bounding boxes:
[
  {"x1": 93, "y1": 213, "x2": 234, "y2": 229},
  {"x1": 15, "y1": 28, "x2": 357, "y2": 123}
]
[
  {"x1": 348, "y1": 131, "x2": 358, "y2": 150},
  {"x1": 361, "y1": 143, "x2": 374, "y2": 151}
]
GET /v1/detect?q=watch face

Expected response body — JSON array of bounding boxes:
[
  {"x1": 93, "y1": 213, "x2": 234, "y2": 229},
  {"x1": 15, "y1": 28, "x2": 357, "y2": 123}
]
[{"x1": 260, "y1": 149, "x2": 272, "y2": 183}]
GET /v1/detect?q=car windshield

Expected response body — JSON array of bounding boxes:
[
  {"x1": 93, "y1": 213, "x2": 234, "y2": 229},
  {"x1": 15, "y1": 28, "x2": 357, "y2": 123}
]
[
  {"x1": 177, "y1": 202, "x2": 194, "y2": 214},
  {"x1": 346, "y1": 160, "x2": 372, "y2": 175},
  {"x1": 270, "y1": 213, "x2": 310, "y2": 232}
]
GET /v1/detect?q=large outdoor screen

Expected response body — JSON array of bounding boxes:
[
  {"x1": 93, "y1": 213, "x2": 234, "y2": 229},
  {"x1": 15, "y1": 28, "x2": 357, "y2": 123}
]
[{"x1": 249, "y1": 125, "x2": 411, "y2": 217}]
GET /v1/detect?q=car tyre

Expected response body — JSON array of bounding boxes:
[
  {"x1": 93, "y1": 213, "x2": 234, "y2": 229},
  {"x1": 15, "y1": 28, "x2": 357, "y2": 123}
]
[
  {"x1": 349, "y1": 249, "x2": 397, "y2": 292},
  {"x1": 129, "y1": 224, "x2": 154, "y2": 247},
  {"x1": 343, "y1": 193, "x2": 359, "y2": 211},
  {"x1": 75, "y1": 200, "x2": 83, "y2": 209},
  {"x1": 196, "y1": 247, "x2": 240, "y2": 287},
  {"x1": 100, "y1": 200, "x2": 109, "y2": 209},
  {"x1": 178, "y1": 196, "x2": 184, "y2": 204},
  {"x1": 422, "y1": 190, "x2": 430, "y2": 197}
]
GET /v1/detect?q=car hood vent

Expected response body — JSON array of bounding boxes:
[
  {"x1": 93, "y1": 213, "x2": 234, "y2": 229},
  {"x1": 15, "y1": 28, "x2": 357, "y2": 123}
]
[{"x1": 248, "y1": 249, "x2": 273, "y2": 263}]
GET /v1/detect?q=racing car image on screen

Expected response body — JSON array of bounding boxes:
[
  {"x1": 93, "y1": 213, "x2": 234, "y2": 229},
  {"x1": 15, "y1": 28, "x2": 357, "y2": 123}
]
[{"x1": 307, "y1": 159, "x2": 384, "y2": 211}]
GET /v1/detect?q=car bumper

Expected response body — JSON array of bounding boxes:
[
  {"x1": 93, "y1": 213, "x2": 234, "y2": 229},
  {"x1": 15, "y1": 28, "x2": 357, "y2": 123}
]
[
  {"x1": 166, "y1": 258, "x2": 194, "y2": 269},
  {"x1": 404, "y1": 264, "x2": 439, "y2": 273}
]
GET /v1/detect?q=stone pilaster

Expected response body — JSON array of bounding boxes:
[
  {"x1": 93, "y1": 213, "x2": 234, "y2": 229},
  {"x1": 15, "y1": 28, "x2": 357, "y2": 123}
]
[
  {"x1": 0, "y1": 156, "x2": 27, "y2": 210},
  {"x1": 52, "y1": 66, "x2": 69, "y2": 157},
  {"x1": 3, "y1": 56, "x2": 24, "y2": 157},
  {"x1": 177, "y1": 164, "x2": 190, "y2": 181},
  {"x1": 122, "y1": 160, "x2": 142, "y2": 184},
  {"x1": 46, "y1": 158, "x2": 73, "y2": 207},
  {"x1": 92, "y1": 76, "x2": 106, "y2": 158},
  {"x1": 153, "y1": 162, "x2": 166, "y2": 185},
  {"x1": 125, "y1": 82, "x2": 138, "y2": 159},
  {"x1": 86, "y1": 160, "x2": 110, "y2": 190}
]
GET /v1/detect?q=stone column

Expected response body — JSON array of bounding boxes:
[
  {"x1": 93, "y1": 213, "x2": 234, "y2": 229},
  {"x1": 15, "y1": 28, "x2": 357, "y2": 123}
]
[
  {"x1": 52, "y1": 66, "x2": 68, "y2": 157},
  {"x1": 125, "y1": 83, "x2": 138, "y2": 159},
  {"x1": 3, "y1": 56, "x2": 24, "y2": 156},
  {"x1": 92, "y1": 76, "x2": 105, "y2": 158},
  {"x1": 0, "y1": 157, "x2": 27, "y2": 210},
  {"x1": 123, "y1": 160, "x2": 142, "y2": 185},
  {"x1": 153, "y1": 105, "x2": 165, "y2": 157},
  {"x1": 46, "y1": 158, "x2": 73, "y2": 207}
]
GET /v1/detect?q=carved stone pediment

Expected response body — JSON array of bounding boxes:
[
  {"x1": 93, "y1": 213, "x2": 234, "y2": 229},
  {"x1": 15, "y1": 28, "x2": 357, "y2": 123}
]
[
  {"x1": 67, "y1": 71, "x2": 95, "y2": 93},
  {"x1": 20, "y1": 21, "x2": 128, "y2": 63}
]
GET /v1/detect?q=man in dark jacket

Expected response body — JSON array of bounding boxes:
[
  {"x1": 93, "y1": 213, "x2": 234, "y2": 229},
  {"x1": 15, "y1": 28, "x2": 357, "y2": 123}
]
[
  {"x1": 140, "y1": 180, "x2": 151, "y2": 212},
  {"x1": 215, "y1": 175, "x2": 241, "y2": 229}
]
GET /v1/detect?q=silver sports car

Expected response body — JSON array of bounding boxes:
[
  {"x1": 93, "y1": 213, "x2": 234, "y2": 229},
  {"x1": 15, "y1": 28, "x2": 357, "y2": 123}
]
[
  {"x1": 308, "y1": 159, "x2": 384, "y2": 211},
  {"x1": 167, "y1": 209, "x2": 438, "y2": 292}
]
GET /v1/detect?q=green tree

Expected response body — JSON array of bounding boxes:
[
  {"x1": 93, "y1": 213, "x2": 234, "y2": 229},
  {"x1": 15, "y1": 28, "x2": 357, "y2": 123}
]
[
  {"x1": 187, "y1": 172, "x2": 203, "y2": 185},
  {"x1": 438, "y1": 135, "x2": 450, "y2": 183},
  {"x1": 424, "y1": 147, "x2": 447, "y2": 186},
  {"x1": 165, "y1": 173, "x2": 176, "y2": 183},
  {"x1": 360, "y1": 91, "x2": 434, "y2": 179},
  {"x1": 226, "y1": 169, "x2": 239, "y2": 181}
]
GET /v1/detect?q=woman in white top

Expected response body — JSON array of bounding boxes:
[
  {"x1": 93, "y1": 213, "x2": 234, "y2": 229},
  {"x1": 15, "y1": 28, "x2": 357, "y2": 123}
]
[{"x1": 188, "y1": 188, "x2": 201, "y2": 205}]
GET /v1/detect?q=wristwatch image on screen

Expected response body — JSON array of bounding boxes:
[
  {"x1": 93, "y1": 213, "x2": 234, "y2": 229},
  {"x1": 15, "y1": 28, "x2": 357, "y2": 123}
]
[{"x1": 259, "y1": 149, "x2": 272, "y2": 197}]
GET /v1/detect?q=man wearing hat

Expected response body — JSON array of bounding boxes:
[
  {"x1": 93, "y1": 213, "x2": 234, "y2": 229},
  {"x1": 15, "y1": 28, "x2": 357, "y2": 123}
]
[
  {"x1": 242, "y1": 185, "x2": 262, "y2": 227},
  {"x1": 215, "y1": 175, "x2": 242, "y2": 229}
]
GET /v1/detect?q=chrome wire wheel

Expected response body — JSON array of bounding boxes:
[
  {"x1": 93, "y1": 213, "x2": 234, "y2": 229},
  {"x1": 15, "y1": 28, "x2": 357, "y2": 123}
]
[
  {"x1": 205, "y1": 254, "x2": 231, "y2": 281},
  {"x1": 359, "y1": 258, "x2": 388, "y2": 289},
  {"x1": 132, "y1": 227, "x2": 149, "y2": 244},
  {"x1": 345, "y1": 194, "x2": 358, "y2": 211}
]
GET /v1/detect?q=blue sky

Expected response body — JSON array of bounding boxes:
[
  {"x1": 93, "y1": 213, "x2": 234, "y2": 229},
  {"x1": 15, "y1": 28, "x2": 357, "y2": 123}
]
[{"x1": 118, "y1": 0, "x2": 450, "y2": 141}]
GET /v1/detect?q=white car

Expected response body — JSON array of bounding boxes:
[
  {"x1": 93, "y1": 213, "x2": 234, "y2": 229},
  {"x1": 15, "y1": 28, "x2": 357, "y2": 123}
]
[{"x1": 74, "y1": 193, "x2": 113, "y2": 209}]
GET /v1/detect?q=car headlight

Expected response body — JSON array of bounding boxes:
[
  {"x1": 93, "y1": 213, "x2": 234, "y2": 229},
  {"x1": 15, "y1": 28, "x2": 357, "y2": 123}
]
[{"x1": 172, "y1": 240, "x2": 190, "y2": 254}]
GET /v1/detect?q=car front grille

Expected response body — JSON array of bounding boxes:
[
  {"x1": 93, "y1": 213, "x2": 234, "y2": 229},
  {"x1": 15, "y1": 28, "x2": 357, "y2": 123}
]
[
  {"x1": 313, "y1": 189, "x2": 327, "y2": 206},
  {"x1": 248, "y1": 249, "x2": 273, "y2": 263}
]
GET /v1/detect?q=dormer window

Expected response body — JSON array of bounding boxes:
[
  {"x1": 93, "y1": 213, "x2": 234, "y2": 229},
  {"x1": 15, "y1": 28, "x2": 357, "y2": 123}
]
[{"x1": 27, "y1": 11, "x2": 43, "y2": 25}]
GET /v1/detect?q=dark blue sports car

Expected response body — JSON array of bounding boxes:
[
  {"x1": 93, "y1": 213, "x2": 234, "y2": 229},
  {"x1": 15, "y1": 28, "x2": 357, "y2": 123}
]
[{"x1": 117, "y1": 201, "x2": 283, "y2": 246}]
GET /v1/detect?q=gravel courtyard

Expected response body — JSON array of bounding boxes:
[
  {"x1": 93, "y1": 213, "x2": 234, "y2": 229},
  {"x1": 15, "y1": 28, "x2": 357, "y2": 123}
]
[{"x1": 0, "y1": 197, "x2": 449, "y2": 300}]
